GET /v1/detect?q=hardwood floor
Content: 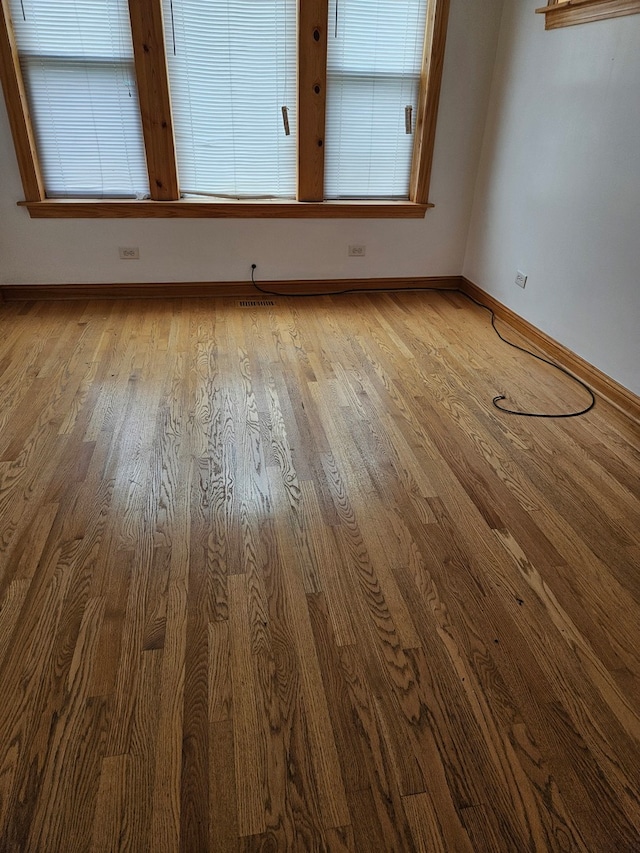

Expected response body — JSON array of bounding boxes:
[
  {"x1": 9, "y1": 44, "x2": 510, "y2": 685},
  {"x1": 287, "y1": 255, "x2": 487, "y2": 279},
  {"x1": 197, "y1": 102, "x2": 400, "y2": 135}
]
[{"x1": 0, "y1": 291, "x2": 638, "y2": 852}]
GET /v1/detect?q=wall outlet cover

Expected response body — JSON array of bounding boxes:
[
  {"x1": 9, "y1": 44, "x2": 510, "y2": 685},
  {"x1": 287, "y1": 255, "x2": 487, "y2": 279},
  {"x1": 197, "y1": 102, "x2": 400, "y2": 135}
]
[{"x1": 119, "y1": 247, "x2": 140, "y2": 260}]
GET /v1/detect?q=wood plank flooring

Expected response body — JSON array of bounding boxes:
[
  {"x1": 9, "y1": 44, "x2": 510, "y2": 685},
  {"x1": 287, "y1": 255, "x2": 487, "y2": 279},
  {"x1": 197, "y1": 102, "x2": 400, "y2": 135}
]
[{"x1": 0, "y1": 291, "x2": 638, "y2": 852}]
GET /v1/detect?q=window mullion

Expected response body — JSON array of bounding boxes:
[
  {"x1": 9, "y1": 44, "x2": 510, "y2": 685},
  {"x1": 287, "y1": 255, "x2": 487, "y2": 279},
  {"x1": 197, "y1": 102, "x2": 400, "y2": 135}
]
[
  {"x1": 409, "y1": 0, "x2": 450, "y2": 205},
  {"x1": 297, "y1": 0, "x2": 329, "y2": 202},
  {"x1": 0, "y1": 0, "x2": 43, "y2": 201},
  {"x1": 128, "y1": 0, "x2": 179, "y2": 200}
]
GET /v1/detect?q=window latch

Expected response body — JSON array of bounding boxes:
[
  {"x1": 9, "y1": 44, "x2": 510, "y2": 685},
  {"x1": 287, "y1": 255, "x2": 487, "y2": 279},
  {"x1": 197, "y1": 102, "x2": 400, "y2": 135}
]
[
  {"x1": 405, "y1": 106, "x2": 413, "y2": 135},
  {"x1": 281, "y1": 106, "x2": 290, "y2": 136}
]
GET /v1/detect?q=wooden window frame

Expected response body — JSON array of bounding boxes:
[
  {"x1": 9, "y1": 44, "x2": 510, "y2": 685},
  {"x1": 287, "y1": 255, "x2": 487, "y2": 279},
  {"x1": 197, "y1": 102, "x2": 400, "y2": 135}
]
[
  {"x1": 0, "y1": 0, "x2": 449, "y2": 219},
  {"x1": 536, "y1": 0, "x2": 640, "y2": 30}
]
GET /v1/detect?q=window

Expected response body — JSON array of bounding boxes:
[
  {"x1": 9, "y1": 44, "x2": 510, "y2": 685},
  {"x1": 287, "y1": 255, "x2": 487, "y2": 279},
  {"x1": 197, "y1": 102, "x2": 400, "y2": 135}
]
[
  {"x1": 10, "y1": 0, "x2": 148, "y2": 198},
  {"x1": 0, "y1": 0, "x2": 451, "y2": 218},
  {"x1": 325, "y1": 0, "x2": 428, "y2": 199},
  {"x1": 163, "y1": 0, "x2": 297, "y2": 199},
  {"x1": 536, "y1": 0, "x2": 640, "y2": 30}
]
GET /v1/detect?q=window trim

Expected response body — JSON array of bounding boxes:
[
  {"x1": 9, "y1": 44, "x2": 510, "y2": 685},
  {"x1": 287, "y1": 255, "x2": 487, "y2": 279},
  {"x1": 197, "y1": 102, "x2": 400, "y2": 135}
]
[
  {"x1": 0, "y1": 0, "x2": 43, "y2": 201},
  {"x1": 129, "y1": 0, "x2": 178, "y2": 200},
  {"x1": 298, "y1": 0, "x2": 328, "y2": 202},
  {"x1": 0, "y1": 0, "x2": 449, "y2": 219},
  {"x1": 18, "y1": 198, "x2": 431, "y2": 218},
  {"x1": 536, "y1": 0, "x2": 640, "y2": 30}
]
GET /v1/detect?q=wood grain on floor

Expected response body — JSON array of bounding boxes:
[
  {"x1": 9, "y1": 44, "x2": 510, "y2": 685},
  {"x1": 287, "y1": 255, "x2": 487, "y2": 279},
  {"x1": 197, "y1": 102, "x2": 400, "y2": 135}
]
[{"x1": 0, "y1": 292, "x2": 638, "y2": 852}]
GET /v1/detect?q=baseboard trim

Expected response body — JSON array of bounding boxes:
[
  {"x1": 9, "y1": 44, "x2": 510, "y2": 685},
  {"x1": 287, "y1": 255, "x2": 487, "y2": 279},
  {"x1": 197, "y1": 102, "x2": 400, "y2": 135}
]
[
  {"x1": 461, "y1": 276, "x2": 640, "y2": 426},
  {"x1": 0, "y1": 276, "x2": 460, "y2": 302}
]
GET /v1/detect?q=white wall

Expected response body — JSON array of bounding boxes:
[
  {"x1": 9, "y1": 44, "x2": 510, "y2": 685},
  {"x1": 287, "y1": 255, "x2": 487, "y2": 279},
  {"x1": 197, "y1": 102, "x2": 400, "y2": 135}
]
[
  {"x1": 464, "y1": 1, "x2": 640, "y2": 396},
  {"x1": 0, "y1": 0, "x2": 503, "y2": 288}
]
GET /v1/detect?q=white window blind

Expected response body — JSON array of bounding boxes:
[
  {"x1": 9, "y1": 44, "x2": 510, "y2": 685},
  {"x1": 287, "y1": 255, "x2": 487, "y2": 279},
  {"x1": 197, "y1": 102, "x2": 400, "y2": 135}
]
[
  {"x1": 325, "y1": 0, "x2": 427, "y2": 199},
  {"x1": 163, "y1": 0, "x2": 296, "y2": 199},
  {"x1": 9, "y1": 0, "x2": 148, "y2": 198}
]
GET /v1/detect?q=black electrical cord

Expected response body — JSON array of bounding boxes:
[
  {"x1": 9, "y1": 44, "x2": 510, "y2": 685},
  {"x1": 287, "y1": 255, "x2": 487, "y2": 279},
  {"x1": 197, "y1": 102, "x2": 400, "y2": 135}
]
[{"x1": 250, "y1": 264, "x2": 596, "y2": 419}]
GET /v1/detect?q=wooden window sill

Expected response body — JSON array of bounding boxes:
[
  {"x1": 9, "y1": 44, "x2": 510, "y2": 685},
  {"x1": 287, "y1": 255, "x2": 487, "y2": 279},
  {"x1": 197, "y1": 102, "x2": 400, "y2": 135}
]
[
  {"x1": 19, "y1": 198, "x2": 432, "y2": 219},
  {"x1": 536, "y1": 0, "x2": 640, "y2": 29}
]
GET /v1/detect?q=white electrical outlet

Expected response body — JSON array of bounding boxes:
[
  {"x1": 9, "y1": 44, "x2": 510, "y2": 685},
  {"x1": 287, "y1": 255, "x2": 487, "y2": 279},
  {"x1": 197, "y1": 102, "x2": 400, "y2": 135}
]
[
  {"x1": 515, "y1": 270, "x2": 527, "y2": 288},
  {"x1": 119, "y1": 247, "x2": 140, "y2": 260},
  {"x1": 348, "y1": 244, "x2": 366, "y2": 257}
]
